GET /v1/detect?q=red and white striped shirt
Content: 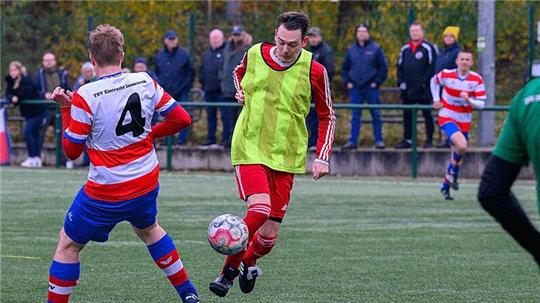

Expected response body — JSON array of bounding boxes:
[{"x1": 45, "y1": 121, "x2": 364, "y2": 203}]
[
  {"x1": 431, "y1": 69, "x2": 486, "y2": 132},
  {"x1": 64, "y1": 72, "x2": 178, "y2": 202},
  {"x1": 233, "y1": 43, "x2": 336, "y2": 162}
]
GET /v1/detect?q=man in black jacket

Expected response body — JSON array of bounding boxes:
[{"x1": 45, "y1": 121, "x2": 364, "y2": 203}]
[
  {"x1": 155, "y1": 30, "x2": 195, "y2": 145},
  {"x1": 306, "y1": 27, "x2": 335, "y2": 150},
  {"x1": 341, "y1": 24, "x2": 388, "y2": 149},
  {"x1": 220, "y1": 25, "x2": 251, "y2": 147},
  {"x1": 396, "y1": 22, "x2": 437, "y2": 149},
  {"x1": 200, "y1": 29, "x2": 229, "y2": 148}
]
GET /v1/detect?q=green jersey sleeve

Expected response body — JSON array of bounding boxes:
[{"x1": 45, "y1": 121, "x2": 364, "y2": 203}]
[{"x1": 492, "y1": 89, "x2": 529, "y2": 165}]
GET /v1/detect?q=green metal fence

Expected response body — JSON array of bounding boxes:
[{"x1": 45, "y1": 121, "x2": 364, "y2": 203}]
[{"x1": 12, "y1": 100, "x2": 509, "y2": 178}]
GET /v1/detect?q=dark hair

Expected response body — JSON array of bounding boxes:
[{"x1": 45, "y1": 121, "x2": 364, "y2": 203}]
[
  {"x1": 409, "y1": 22, "x2": 424, "y2": 30},
  {"x1": 276, "y1": 11, "x2": 310, "y2": 36},
  {"x1": 355, "y1": 23, "x2": 370, "y2": 33},
  {"x1": 458, "y1": 50, "x2": 474, "y2": 56}
]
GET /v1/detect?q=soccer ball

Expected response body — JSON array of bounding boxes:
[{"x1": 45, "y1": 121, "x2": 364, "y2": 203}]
[{"x1": 208, "y1": 214, "x2": 249, "y2": 255}]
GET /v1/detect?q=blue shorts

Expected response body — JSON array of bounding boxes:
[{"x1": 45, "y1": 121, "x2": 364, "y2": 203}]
[
  {"x1": 63, "y1": 185, "x2": 159, "y2": 245},
  {"x1": 441, "y1": 122, "x2": 469, "y2": 144}
]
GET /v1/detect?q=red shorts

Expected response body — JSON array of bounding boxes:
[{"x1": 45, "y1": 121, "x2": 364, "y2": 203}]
[{"x1": 235, "y1": 164, "x2": 295, "y2": 222}]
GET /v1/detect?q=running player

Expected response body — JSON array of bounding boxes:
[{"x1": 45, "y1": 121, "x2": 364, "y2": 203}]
[
  {"x1": 430, "y1": 50, "x2": 486, "y2": 200},
  {"x1": 46, "y1": 24, "x2": 199, "y2": 302},
  {"x1": 478, "y1": 78, "x2": 540, "y2": 268},
  {"x1": 209, "y1": 11, "x2": 336, "y2": 297}
]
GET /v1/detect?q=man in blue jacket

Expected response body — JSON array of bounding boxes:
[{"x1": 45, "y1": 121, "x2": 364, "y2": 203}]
[
  {"x1": 155, "y1": 30, "x2": 195, "y2": 145},
  {"x1": 341, "y1": 24, "x2": 388, "y2": 149}
]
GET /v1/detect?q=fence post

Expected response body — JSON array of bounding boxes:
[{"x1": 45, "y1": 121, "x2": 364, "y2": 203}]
[
  {"x1": 87, "y1": 16, "x2": 93, "y2": 33},
  {"x1": 166, "y1": 136, "x2": 173, "y2": 171},
  {"x1": 188, "y1": 12, "x2": 196, "y2": 56},
  {"x1": 527, "y1": 5, "x2": 535, "y2": 81},
  {"x1": 407, "y1": 7, "x2": 416, "y2": 29},
  {"x1": 411, "y1": 108, "x2": 418, "y2": 179},
  {"x1": 55, "y1": 106, "x2": 62, "y2": 168}
]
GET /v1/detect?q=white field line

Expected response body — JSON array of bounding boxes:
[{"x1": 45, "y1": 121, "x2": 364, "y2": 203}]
[{"x1": 1, "y1": 255, "x2": 40, "y2": 260}]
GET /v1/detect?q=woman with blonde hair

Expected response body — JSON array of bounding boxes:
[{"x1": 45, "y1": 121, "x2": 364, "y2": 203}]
[{"x1": 5, "y1": 60, "x2": 46, "y2": 167}]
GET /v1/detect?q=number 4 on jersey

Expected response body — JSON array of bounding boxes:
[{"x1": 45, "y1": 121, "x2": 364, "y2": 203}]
[{"x1": 116, "y1": 93, "x2": 146, "y2": 137}]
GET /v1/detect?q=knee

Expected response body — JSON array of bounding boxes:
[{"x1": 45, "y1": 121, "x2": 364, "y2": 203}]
[
  {"x1": 454, "y1": 143, "x2": 467, "y2": 154},
  {"x1": 477, "y1": 173, "x2": 503, "y2": 211},
  {"x1": 258, "y1": 221, "x2": 280, "y2": 238},
  {"x1": 55, "y1": 230, "x2": 84, "y2": 259},
  {"x1": 133, "y1": 223, "x2": 163, "y2": 243},
  {"x1": 247, "y1": 194, "x2": 271, "y2": 206},
  {"x1": 477, "y1": 179, "x2": 494, "y2": 208},
  {"x1": 23, "y1": 125, "x2": 33, "y2": 137}
]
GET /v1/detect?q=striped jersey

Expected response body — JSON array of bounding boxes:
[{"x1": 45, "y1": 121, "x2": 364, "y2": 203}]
[
  {"x1": 433, "y1": 68, "x2": 486, "y2": 132},
  {"x1": 64, "y1": 72, "x2": 177, "y2": 202}
]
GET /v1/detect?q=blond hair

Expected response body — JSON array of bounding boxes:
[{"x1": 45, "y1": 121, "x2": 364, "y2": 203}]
[
  {"x1": 88, "y1": 24, "x2": 124, "y2": 67},
  {"x1": 9, "y1": 60, "x2": 27, "y2": 76}
]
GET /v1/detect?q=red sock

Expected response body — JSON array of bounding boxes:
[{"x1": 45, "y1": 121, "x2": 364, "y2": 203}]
[
  {"x1": 243, "y1": 232, "x2": 277, "y2": 266},
  {"x1": 224, "y1": 203, "x2": 270, "y2": 270}
]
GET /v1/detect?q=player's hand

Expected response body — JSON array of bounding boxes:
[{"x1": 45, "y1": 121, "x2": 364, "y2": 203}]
[
  {"x1": 433, "y1": 100, "x2": 442, "y2": 109},
  {"x1": 235, "y1": 90, "x2": 245, "y2": 105},
  {"x1": 347, "y1": 82, "x2": 353, "y2": 90},
  {"x1": 45, "y1": 92, "x2": 52, "y2": 100},
  {"x1": 49, "y1": 87, "x2": 73, "y2": 108},
  {"x1": 460, "y1": 91, "x2": 470, "y2": 102},
  {"x1": 10, "y1": 96, "x2": 19, "y2": 104},
  {"x1": 312, "y1": 160, "x2": 329, "y2": 180}
]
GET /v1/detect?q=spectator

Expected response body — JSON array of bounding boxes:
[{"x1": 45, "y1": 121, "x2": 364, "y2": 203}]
[
  {"x1": 133, "y1": 57, "x2": 158, "y2": 80},
  {"x1": 435, "y1": 26, "x2": 461, "y2": 74},
  {"x1": 341, "y1": 24, "x2": 388, "y2": 149},
  {"x1": 155, "y1": 30, "x2": 195, "y2": 146},
  {"x1": 220, "y1": 25, "x2": 251, "y2": 147},
  {"x1": 435, "y1": 26, "x2": 461, "y2": 148},
  {"x1": 5, "y1": 61, "x2": 46, "y2": 167},
  {"x1": 35, "y1": 52, "x2": 70, "y2": 166},
  {"x1": 396, "y1": 22, "x2": 437, "y2": 149},
  {"x1": 72, "y1": 62, "x2": 98, "y2": 167},
  {"x1": 72, "y1": 62, "x2": 97, "y2": 91},
  {"x1": 306, "y1": 27, "x2": 335, "y2": 150},
  {"x1": 200, "y1": 29, "x2": 229, "y2": 149},
  {"x1": 36, "y1": 52, "x2": 69, "y2": 129}
]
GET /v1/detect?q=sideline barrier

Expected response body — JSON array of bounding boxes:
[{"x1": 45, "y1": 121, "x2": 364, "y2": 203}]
[{"x1": 13, "y1": 100, "x2": 509, "y2": 178}]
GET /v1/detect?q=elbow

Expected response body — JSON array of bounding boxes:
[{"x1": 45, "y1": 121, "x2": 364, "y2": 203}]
[
  {"x1": 63, "y1": 146, "x2": 82, "y2": 161},
  {"x1": 183, "y1": 114, "x2": 192, "y2": 128},
  {"x1": 181, "y1": 107, "x2": 192, "y2": 127},
  {"x1": 65, "y1": 152, "x2": 81, "y2": 161}
]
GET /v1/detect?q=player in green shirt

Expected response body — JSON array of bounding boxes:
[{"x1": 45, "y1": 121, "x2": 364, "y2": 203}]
[{"x1": 478, "y1": 78, "x2": 540, "y2": 267}]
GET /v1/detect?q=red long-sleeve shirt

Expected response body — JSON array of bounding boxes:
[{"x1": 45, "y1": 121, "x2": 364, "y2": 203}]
[{"x1": 232, "y1": 42, "x2": 336, "y2": 162}]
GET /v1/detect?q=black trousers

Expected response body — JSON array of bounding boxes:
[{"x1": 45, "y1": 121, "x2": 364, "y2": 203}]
[{"x1": 402, "y1": 98, "x2": 434, "y2": 143}]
